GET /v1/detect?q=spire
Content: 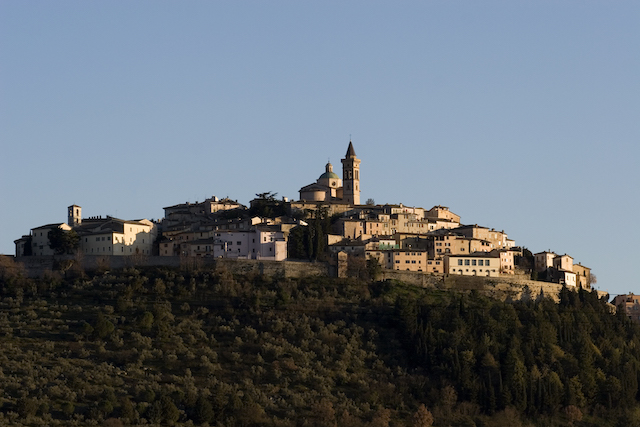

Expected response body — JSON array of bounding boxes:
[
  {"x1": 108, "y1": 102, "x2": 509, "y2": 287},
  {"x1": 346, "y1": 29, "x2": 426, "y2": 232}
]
[{"x1": 345, "y1": 140, "x2": 356, "y2": 158}]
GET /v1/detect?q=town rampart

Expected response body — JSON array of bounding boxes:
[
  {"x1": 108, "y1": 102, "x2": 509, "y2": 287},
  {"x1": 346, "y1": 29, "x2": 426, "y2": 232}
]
[
  {"x1": 15, "y1": 255, "x2": 329, "y2": 280},
  {"x1": 14, "y1": 256, "x2": 606, "y2": 301},
  {"x1": 379, "y1": 269, "x2": 608, "y2": 302}
]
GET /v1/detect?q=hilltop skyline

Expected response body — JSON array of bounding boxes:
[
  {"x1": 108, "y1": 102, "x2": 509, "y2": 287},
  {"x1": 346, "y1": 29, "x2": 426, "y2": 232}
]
[{"x1": 1, "y1": 2, "x2": 639, "y2": 296}]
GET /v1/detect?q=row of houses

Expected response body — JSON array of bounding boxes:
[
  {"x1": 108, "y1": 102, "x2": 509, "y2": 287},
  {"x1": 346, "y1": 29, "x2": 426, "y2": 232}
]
[
  {"x1": 533, "y1": 251, "x2": 592, "y2": 289},
  {"x1": 328, "y1": 235, "x2": 517, "y2": 278},
  {"x1": 12, "y1": 141, "x2": 593, "y2": 292},
  {"x1": 13, "y1": 198, "x2": 593, "y2": 291},
  {"x1": 15, "y1": 205, "x2": 157, "y2": 257}
]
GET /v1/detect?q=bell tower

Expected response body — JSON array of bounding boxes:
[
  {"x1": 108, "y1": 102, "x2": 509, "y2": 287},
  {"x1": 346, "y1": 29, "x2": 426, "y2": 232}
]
[
  {"x1": 68, "y1": 204, "x2": 82, "y2": 227},
  {"x1": 341, "y1": 140, "x2": 361, "y2": 205}
]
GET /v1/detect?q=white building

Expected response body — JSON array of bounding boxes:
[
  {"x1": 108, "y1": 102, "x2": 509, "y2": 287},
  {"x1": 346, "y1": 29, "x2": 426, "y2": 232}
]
[
  {"x1": 29, "y1": 223, "x2": 72, "y2": 256},
  {"x1": 163, "y1": 228, "x2": 287, "y2": 261},
  {"x1": 77, "y1": 217, "x2": 157, "y2": 256}
]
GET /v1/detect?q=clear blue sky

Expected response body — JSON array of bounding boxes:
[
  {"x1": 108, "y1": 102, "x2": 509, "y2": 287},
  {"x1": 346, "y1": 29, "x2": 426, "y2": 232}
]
[{"x1": 1, "y1": 1, "x2": 638, "y2": 297}]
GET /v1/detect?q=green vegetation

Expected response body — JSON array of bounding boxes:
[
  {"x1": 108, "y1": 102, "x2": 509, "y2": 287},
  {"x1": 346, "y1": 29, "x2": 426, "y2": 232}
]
[
  {"x1": 0, "y1": 257, "x2": 639, "y2": 426},
  {"x1": 287, "y1": 206, "x2": 339, "y2": 261},
  {"x1": 47, "y1": 228, "x2": 79, "y2": 255}
]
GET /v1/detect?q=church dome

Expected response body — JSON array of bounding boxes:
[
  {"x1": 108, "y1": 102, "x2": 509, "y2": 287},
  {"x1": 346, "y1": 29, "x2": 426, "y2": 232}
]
[
  {"x1": 319, "y1": 162, "x2": 339, "y2": 180},
  {"x1": 319, "y1": 171, "x2": 340, "y2": 180}
]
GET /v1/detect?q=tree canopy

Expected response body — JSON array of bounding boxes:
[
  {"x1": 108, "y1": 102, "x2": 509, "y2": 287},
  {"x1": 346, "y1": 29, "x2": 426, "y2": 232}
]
[{"x1": 48, "y1": 228, "x2": 79, "y2": 254}]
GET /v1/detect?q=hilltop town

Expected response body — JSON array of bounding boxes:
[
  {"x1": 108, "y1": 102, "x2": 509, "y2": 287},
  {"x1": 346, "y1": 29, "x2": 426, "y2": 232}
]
[{"x1": 13, "y1": 141, "x2": 598, "y2": 297}]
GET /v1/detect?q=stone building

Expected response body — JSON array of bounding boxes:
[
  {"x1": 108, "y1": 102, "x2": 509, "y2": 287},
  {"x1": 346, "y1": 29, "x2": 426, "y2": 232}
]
[
  {"x1": 299, "y1": 141, "x2": 361, "y2": 205},
  {"x1": 612, "y1": 294, "x2": 640, "y2": 324}
]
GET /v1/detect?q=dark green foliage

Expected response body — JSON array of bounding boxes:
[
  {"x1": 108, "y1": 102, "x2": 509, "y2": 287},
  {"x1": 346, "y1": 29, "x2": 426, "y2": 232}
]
[
  {"x1": 250, "y1": 192, "x2": 288, "y2": 218},
  {"x1": 0, "y1": 265, "x2": 638, "y2": 426},
  {"x1": 286, "y1": 205, "x2": 335, "y2": 260},
  {"x1": 47, "y1": 228, "x2": 79, "y2": 254},
  {"x1": 192, "y1": 395, "x2": 214, "y2": 424},
  {"x1": 395, "y1": 287, "x2": 640, "y2": 423},
  {"x1": 94, "y1": 312, "x2": 115, "y2": 338},
  {"x1": 16, "y1": 397, "x2": 37, "y2": 417}
]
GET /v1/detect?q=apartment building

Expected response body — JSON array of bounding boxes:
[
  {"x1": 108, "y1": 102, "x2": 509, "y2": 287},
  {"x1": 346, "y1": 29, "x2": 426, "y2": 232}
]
[{"x1": 444, "y1": 253, "x2": 500, "y2": 277}]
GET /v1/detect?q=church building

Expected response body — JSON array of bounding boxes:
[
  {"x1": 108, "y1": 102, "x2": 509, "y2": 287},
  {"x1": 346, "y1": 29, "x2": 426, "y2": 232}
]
[{"x1": 298, "y1": 141, "x2": 361, "y2": 205}]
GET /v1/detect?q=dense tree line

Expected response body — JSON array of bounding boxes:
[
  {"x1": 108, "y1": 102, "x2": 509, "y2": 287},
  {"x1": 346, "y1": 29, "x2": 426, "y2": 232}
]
[
  {"x1": 0, "y1": 257, "x2": 638, "y2": 426},
  {"x1": 395, "y1": 286, "x2": 640, "y2": 426}
]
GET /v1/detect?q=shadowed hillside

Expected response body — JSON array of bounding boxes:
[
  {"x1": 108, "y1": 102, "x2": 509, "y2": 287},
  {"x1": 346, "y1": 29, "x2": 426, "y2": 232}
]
[{"x1": 0, "y1": 257, "x2": 639, "y2": 426}]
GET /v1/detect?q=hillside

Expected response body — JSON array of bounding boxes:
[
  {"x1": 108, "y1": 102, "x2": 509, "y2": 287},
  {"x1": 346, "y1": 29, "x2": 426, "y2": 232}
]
[{"x1": 0, "y1": 259, "x2": 639, "y2": 427}]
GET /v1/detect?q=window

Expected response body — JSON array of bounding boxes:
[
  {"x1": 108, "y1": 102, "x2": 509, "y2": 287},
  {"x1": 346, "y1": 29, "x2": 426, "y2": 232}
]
[
  {"x1": 237, "y1": 241, "x2": 241, "y2": 245},
  {"x1": 458, "y1": 260, "x2": 463, "y2": 266},
  {"x1": 472, "y1": 260, "x2": 476, "y2": 266},
  {"x1": 465, "y1": 260, "x2": 470, "y2": 266},
  {"x1": 485, "y1": 260, "x2": 491, "y2": 266},
  {"x1": 478, "y1": 260, "x2": 483, "y2": 266},
  {"x1": 96, "y1": 237, "x2": 100, "y2": 241}
]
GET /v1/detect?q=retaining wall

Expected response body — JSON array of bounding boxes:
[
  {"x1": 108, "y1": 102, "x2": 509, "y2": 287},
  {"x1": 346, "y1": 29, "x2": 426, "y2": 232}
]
[
  {"x1": 379, "y1": 269, "x2": 608, "y2": 302},
  {"x1": 14, "y1": 255, "x2": 606, "y2": 301},
  {"x1": 15, "y1": 255, "x2": 329, "y2": 280}
]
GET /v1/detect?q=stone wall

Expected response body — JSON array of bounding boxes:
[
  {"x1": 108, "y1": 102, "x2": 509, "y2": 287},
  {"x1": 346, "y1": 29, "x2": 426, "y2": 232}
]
[
  {"x1": 14, "y1": 255, "x2": 607, "y2": 301},
  {"x1": 379, "y1": 270, "x2": 608, "y2": 302},
  {"x1": 15, "y1": 255, "x2": 329, "y2": 280}
]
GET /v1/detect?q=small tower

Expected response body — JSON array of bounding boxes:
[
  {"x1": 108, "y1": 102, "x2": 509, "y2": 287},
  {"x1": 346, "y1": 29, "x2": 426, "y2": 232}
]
[
  {"x1": 68, "y1": 205, "x2": 82, "y2": 227},
  {"x1": 341, "y1": 140, "x2": 361, "y2": 205}
]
